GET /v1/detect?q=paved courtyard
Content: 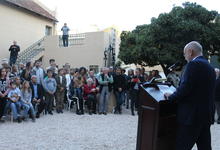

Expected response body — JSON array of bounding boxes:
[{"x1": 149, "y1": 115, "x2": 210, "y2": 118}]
[{"x1": 0, "y1": 110, "x2": 219, "y2": 150}]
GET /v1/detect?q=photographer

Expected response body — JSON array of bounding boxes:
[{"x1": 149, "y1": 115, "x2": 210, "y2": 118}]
[{"x1": 130, "y1": 68, "x2": 144, "y2": 116}]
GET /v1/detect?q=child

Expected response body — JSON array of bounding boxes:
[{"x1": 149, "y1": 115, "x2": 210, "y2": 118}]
[
  {"x1": 21, "y1": 81, "x2": 35, "y2": 122},
  {"x1": 6, "y1": 81, "x2": 22, "y2": 123},
  {"x1": 43, "y1": 69, "x2": 57, "y2": 115},
  {"x1": 55, "y1": 68, "x2": 66, "y2": 113}
]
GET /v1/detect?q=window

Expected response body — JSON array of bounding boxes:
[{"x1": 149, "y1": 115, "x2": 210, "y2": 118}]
[{"x1": 45, "y1": 26, "x2": 52, "y2": 36}]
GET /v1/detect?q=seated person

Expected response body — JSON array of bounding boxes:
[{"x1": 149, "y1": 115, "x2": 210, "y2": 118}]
[
  {"x1": 69, "y1": 70, "x2": 84, "y2": 115},
  {"x1": 30, "y1": 75, "x2": 45, "y2": 118},
  {"x1": 21, "y1": 81, "x2": 36, "y2": 122},
  {"x1": 83, "y1": 78, "x2": 98, "y2": 115},
  {"x1": 4, "y1": 81, "x2": 22, "y2": 123}
]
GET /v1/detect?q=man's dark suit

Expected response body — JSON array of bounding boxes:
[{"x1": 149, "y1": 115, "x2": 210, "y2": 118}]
[
  {"x1": 169, "y1": 56, "x2": 216, "y2": 150},
  {"x1": 30, "y1": 82, "x2": 45, "y2": 116}
]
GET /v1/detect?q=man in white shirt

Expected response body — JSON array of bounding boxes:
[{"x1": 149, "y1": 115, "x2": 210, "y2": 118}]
[{"x1": 32, "y1": 60, "x2": 44, "y2": 85}]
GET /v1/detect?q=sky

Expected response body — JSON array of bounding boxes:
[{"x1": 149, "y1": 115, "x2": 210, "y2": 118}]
[{"x1": 38, "y1": 0, "x2": 220, "y2": 33}]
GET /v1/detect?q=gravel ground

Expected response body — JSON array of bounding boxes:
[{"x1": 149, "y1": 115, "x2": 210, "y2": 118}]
[
  {"x1": 0, "y1": 109, "x2": 138, "y2": 150},
  {"x1": 0, "y1": 109, "x2": 219, "y2": 150}
]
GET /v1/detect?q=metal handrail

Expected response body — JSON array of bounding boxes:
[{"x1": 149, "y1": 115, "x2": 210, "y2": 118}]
[
  {"x1": 59, "y1": 33, "x2": 86, "y2": 47},
  {"x1": 16, "y1": 37, "x2": 45, "y2": 64}
]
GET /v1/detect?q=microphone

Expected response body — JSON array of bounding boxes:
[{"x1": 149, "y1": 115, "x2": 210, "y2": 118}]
[{"x1": 168, "y1": 62, "x2": 180, "y2": 71}]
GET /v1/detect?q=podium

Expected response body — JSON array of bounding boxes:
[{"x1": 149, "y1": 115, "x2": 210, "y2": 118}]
[{"x1": 136, "y1": 83, "x2": 177, "y2": 150}]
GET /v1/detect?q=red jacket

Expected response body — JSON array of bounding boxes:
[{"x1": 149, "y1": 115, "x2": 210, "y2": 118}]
[{"x1": 83, "y1": 84, "x2": 97, "y2": 100}]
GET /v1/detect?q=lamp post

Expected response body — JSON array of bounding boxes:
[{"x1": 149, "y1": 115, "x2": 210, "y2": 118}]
[
  {"x1": 104, "y1": 48, "x2": 108, "y2": 67},
  {"x1": 109, "y1": 44, "x2": 115, "y2": 67}
]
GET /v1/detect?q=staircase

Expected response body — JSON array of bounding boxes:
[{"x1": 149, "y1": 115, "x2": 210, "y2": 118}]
[{"x1": 16, "y1": 37, "x2": 45, "y2": 64}]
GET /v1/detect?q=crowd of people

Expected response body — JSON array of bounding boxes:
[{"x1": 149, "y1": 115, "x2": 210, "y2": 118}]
[{"x1": 0, "y1": 58, "x2": 163, "y2": 123}]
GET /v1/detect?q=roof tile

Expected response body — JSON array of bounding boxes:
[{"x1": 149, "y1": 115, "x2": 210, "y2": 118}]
[{"x1": 5, "y1": 0, "x2": 57, "y2": 21}]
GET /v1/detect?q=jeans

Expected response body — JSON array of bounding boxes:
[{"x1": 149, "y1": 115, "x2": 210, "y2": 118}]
[
  {"x1": 114, "y1": 91, "x2": 125, "y2": 113},
  {"x1": 75, "y1": 88, "x2": 84, "y2": 113},
  {"x1": 62, "y1": 35, "x2": 69, "y2": 47},
  {"x1": 22, "y1": 102, "x2": 35, "y2": 118},
  {"x1": 10, "y1": 101, "x2": 21, "y2": 119},
  {"x1": 9, "y1": 55, "x2": 17, "y2": 66},
  {"x1": 99, "y1": 86, "x2": 109, "y2": 113}
]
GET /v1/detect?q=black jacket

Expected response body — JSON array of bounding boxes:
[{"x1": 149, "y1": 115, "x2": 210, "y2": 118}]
[
  {"x1": 169, "y1": 56, "x2": 216, "y2": 125},
  {"x1": 113, "y1": 74, "x2": 126, "y2": 92},
  {"x1": 30, "y1": 82, "x2": 44, "y2": 100},
  {"x1": 9, "y1": 45, "x2": 20, "y2": 56},
  {"x1": 215, "y1": 77, "x2": 220, "y2": 102}
]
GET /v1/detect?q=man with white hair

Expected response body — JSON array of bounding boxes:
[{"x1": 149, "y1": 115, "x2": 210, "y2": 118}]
[
  {"x1": 165, "y1": 41, "x2": 216, "y2": 150},
  {"x1": 98, "y1": 67, "x2": 113, "y2": 115},
  {"x1": 30, "y1": 75, "x2": 45, "y2": 118}
]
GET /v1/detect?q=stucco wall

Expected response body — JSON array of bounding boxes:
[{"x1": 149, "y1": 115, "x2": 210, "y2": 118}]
[
  {"x1": 42, "y1": 32, "x2": 106, "y2": 69},
  {"x1": 0, "y1": 2, "x2": 56, "y2": 61}
]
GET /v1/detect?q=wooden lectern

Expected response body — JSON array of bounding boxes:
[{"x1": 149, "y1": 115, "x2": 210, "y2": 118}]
[{"x1": 136, "y1": 83, "x2": 177, "y2": 150}]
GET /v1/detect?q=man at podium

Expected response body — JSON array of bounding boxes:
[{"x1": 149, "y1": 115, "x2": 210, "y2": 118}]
[{"x1": 164, "y1": 41, "x2": 216, "y2": 150}]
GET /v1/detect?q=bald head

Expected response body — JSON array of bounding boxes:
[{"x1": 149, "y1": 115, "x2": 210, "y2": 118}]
[{"x1": 184, "y1": 41, "x2": 203, "y2": 62}]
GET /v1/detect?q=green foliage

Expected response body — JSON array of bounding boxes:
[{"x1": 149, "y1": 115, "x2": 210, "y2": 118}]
[{"x1": 119, "y1": 2, "x2": 220, "y2": 74}]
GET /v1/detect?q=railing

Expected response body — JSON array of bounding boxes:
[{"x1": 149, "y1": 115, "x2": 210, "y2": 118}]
[
  {"x1": 59, "y1": 33, "x2": 86, "y2": 47},
  {"x1": 16, "y1": 37, "x2": 45, "y2": 64}
]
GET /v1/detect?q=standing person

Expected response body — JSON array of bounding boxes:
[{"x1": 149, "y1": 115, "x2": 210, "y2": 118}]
[
  {"x1": 0, "y1": 68, "x2": 10, "y2": 122},
  {"x1": 43, "y1": 69, "x2": 57, "y2": 115},
  {"x1": 32, "y1": 60, "x2": 45, "y2": 85},
  {"x1": 126, "y1": 69, "x2": 134, "y2": 109},
  {"x1": 18, "y1": 63, "x2": 25, "y2": 76},
  {"x1": 140, "y1": 67, "x2": 148, "y2": 81},
  {"x1": 61, "y1": 23, "x2": 70, "y2": 47},
  {"x1": 9, "y1": 41, "x2": 20, "y2": 66},
  {"x1": 88, "y1": 69, "x2": 99, "y2": 87},
  {"x1": 79, "y1": 67, "x2": 88, "y2": 83},
  {"x1": 113, "y1": 68, "x2": 126, "y2": 114},
  {"x1": 20, "y1": 81, "x2": 35, "y2": 122},
  {"x1": 164, "y1": 41, "x2": 216, "y2": 150},
  {"x1": 55, "y1": 68, "x2": 66, "y2": 113},
  {"x1": 98, "y1": 67, "x2": 113, "y2": 115},
  {"x1": 214, "y1": 68, "x2": 220, "y2": 124},
  {"x1": 10, "y1": 65, "x2": 19, "y2": 79},
  {"x1": 20, "y1": 62, "x2": 33, "y2": 82},
  {"x1": 30, "y1": 75, "x2": 45, "y2": 118},
  {"x1": 130, "y1": 68, "x2": 144, "y2": 116},
  {"x1": 46, "y1": 59, "x2": 58, "y2": 76}
]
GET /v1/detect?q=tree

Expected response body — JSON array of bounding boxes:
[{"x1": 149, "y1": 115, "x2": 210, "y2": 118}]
[{"x1": 119, "y1": 2, "x2": 220, "y2": 75}]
